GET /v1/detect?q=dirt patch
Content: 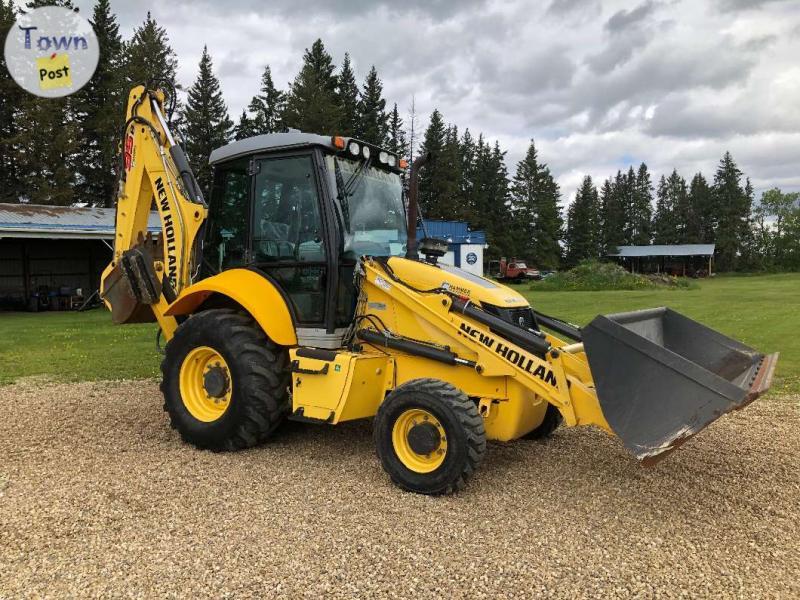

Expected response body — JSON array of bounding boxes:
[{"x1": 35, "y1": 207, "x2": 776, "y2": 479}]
[{"x1": 1, "y1": 380, "x2": 798, "y2": 598}]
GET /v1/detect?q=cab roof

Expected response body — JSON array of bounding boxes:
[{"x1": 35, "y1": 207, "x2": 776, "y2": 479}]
[{"x1": 209, "y1": 132, "x2": 336, "y2": 166}]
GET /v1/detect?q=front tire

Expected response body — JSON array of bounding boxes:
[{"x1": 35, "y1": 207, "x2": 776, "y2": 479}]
[
  {"x1": 374, "y1": 379, "x2": 486, "y2": 495},
  {"x1": 160, "y1": 308, "x2": 289, "y2": 451},
  {"x1": 523, "y1": 404, "x2": 562, "y2": 439}
]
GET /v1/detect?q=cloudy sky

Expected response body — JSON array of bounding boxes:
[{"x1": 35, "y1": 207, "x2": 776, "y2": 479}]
[{"x1": 63, "y1": 0, "x2": 800, "y2": 203}]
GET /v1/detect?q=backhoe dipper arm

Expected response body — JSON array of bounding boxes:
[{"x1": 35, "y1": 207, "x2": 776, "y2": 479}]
[{"x1": 100, "y1": 86, "x2": 208, "y2": 339}]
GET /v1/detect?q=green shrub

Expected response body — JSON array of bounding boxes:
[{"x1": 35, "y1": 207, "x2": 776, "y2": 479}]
[{"x1": 532, "y1": 260, "x2": 696, "y2": 291}]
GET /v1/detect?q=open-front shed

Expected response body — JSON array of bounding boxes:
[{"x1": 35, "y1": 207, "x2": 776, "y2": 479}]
[
  {"x1": 0, "y1": 204, "x2": 158, "y2": 310},
  {"x1": 608, "y1": 244, "x2": 716, "y2": 277}
]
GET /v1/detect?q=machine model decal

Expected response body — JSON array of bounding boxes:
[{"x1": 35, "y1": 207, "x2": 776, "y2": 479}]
[
  {"x1": 154, "y1": 176, "x2": 178, "y2": 288},
  {"x1": 374, "y1": 276, "x2": 391, "y2": 291},
  {"x1": 123, "y1": 133, "x2": 133, "y2": 171},
  {"x1": 459, "y1": 322, "x2": 558, "y2": 387},
  {"x1": 442, "y1": 282, "x2": 471, "y2": 297}
]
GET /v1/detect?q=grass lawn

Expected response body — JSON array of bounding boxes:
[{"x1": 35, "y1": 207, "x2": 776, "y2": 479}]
[
  {"x1": 1, "y1": 273, "x2": 797, "y2": 394},
  {"x1": 0, "y1": 309, "x2": 161, "y2": 385}
]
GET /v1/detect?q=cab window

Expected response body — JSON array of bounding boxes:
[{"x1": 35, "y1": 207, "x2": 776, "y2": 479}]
[
  {"x1": 205, "y1": 158, "x2": 250, "y2": 274},
  {"x1": 252, "y1": 156, "x2": 325, "y2": 263},
  {"x1": 252, "y1": 154, "x2": 327, "y2": 324}
]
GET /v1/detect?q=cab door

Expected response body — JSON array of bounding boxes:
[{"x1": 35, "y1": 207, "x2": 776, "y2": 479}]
[{"x1": 249, "y1": 152, "x2": 330, "y2": 327}]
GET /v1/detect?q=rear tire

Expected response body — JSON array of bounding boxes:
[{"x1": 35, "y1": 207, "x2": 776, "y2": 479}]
[
  {"x1": 374, "y1": 378, "x2": 486, "y2": 495},
  {"x1": 161, "y1": 308, "x2": 290, "y2": 451},
  {"x1": 523, "y1": 404, "x2": 562, "y2": 439}
]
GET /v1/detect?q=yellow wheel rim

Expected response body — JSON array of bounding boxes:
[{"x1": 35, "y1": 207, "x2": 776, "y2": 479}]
[
  {"x1": 391, "y1": 408, "x2": 448, "y2": 473},
  {"x1": 179, "y1": 346, "x2": 232, "y2": 423}
]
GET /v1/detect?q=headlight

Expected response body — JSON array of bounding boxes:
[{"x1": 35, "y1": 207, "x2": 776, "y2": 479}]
[
  {"x1": 387, "y1": 154, "x2": 397, "y2": 167},
  {"x1": 348, "y1": 142, "x2": 360, "y2": 156},
  {"x1": 378, "y1": 151, "x2": 388, "y2": 163},
  {"x1": 362, "y1": 145, "x2": 371, "y2": 159}
]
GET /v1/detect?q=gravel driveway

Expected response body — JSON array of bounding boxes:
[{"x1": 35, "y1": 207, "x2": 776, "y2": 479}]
[{"x1": 1, "y1": 379, "x2": 798, "y2": 598}]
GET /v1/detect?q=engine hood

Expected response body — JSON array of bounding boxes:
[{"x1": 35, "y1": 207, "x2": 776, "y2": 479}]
[{"x1": 384, "y1": 257, "x2": 529, "y2": 309}]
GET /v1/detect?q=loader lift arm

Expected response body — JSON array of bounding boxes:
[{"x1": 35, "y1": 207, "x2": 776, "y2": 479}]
[
  {"x1": 353, "y1": 256, "x2": 777, "y2": 463},
  {"x1": 100, "y1": 86, "x2": 208, "y2": 339}
]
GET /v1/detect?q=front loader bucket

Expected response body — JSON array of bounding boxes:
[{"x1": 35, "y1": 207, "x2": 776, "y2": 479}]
[{"x1": 582, "y1": 307, "x2": 778, "y2": 464}]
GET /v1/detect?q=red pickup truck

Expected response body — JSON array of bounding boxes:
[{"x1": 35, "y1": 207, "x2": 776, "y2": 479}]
[{"x1": 488, "y1": 258, "x2": 541, "y2": 282}]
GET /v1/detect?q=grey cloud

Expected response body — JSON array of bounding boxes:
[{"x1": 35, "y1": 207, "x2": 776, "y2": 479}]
[
  {"x1": 218, "y1": 56, "x2": 249, "y2": 78},
  {"x1": 111, "y1": 0, "x2": 488, "y2": 24},
  {"x1": 475, "y1": 45, "x2": 576, "y2": 97},
  {"x1": 571, "y1": 34, "x2": 761, "y2": 132},
  {"x1": 547, "y1": 0, "x2": 601, "y2": 16},
  {"x1": 716, "y1": 0, "x2": 793, "y2": 11},
  {"x1": 646, "y1": 98, "x2": 746, "y2": 138},
  {"x1": 741, "y1": 34, "x2": 778, "y2": 52},
  {"x1": 646, "y1": 88, "x2": 800, "y2": 139},
  {"x1": 74, "y1": 0, "x2": 800, "y2": 201},
  {"x1": 585, "y1": 29, "x2": 650, "y2": 73},
  {"x1": 605, "y1": 1, "x2": 658, "y2": 33}
]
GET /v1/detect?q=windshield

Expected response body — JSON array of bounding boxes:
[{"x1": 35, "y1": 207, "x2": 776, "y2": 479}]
[{"x1": 326, "y1": 155, "x2": 407, "y2": 258}]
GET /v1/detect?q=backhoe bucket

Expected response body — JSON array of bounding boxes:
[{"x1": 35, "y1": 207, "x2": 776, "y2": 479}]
[{"x1": 582, "y1": 307, "x2": 778, "y2": 464}]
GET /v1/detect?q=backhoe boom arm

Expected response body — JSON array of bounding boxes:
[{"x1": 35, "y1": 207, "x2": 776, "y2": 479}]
[{"x1": 100, "y1": 86, "x2": 207, "y2": 338}]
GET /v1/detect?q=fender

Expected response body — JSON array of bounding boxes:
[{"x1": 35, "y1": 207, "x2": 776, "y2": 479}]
[{"x1": 164, "y1": 268, "x2": 297, "y2": 346}]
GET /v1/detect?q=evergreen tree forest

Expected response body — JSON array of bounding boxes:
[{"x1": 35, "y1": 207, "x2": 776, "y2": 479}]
[{"x1": 0, "y1": 1, "x2": 797, "y2": 271}]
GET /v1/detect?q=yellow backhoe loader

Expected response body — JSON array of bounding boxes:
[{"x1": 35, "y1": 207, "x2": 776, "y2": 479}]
[{"x1": 101, "y1": 86, "x2": 778, "y2": 494}]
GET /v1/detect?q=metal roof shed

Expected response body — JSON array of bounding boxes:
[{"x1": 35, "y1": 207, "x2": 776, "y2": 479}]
[
  {"x1": 608, "y1": 244, "x2": 715, "y2": 258},
  {"x1": 0, "y1": 203, "x2": 159, "y2": 310},
  {"x1": 0, "y1": 203, "x2": 159, "y2": 241},
  {"x1": 607, "y1": 244, "x2": 716, "y2": 276}
]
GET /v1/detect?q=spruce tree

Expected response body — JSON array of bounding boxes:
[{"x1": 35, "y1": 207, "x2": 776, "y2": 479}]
[
  {"x1": 652, "y1": 175, "x2": 675, "y2": 244},
  {"x1": 712, "y1": 152, "x2": 750, "y2": 270},
  {"x1": 10, "y1": 0, "x2": 78, "y2": 205},
  {"x1": 337, "y1": 53, "x2": 359, "y2": 137},
  {"x1": 689, "y1": 173, "x2": 714, "y2": 242},
  {"x1": 356, "y1": 66, "x2": 388, "y2": 146},
  {"x1": 124, "y1": 12, "x2": 179, "y2": 94},
  {"x1": 418, "y1": 109, "x2": 448, "y2": 217},
  {"x1": 510, "y1": 140, "x2": 563, "y2": 269},
  {"x1": 182, "y1": 47, "x2": 233, "y2": 199},
  {"x1": 601, "y1": 175, "x2": 625, "y2": 254},
  {"x1": 233, "y1": 110, "x2": 257, "y2": 141},
  {"x1": 619, "y1": 168, "x2": 634, "y2": 244},
  {"x1": 466, "y1": 134, "x2": 490, "y2": 237},
  {"x1": 0, "y1": 0, "x2": 23, "y2": 202},
  {"x1": 667, "y1": 170, "x2": 691, "y2": 243},
  {"x1": 444, "y1": 125, "x2": 465, "y2": 218},
  {"x1": 625, "y1": 163, "x2": 652, "y2": 245},
  {"x1": 283, "y1": 39, "x2": 341, "y2": 134},
  {"x1": 565, "y1": 175, "x2": 601, "y2": 265},
  {"x1": 386, "y1": 103, "x2": 408, "y2": 159},
  {"x1": 76, "y1": 0, "x2": 124, "y2": 206},
  {"x1": 248, "y1": 65, "x2": 284, "y2": 134},
  {"x1": 739, "y1": 177, "x2": 756, "y2": 269},
  {"x1": 486, "y1": 141, "x2": 513, "y2": 258},
  {"x1": 458, "y1": 129, "x2": 476, "y2": 222},
  {"x1": 470, "y1": 138, "x2": 513, "y2": 259}
]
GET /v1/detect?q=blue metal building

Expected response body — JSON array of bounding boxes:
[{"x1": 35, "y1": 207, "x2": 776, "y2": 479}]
[{"x1": 417, "y1": 220, "x2": 487, "y2": 275}]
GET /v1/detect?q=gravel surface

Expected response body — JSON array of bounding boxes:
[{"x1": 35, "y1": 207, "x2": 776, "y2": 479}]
[{"x1": 1, "y1": 378, "x2": 798, "y2": 599}]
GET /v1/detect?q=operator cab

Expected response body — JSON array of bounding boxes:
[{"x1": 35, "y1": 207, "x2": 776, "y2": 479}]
[{"x1": 205, "y1": 133, "x2": 407, "y2": 348}]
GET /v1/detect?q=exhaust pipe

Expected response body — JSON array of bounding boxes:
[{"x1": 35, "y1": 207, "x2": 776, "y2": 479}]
[{"x1": 405, "y1": 152, "x2": 431, "y2": 260}]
